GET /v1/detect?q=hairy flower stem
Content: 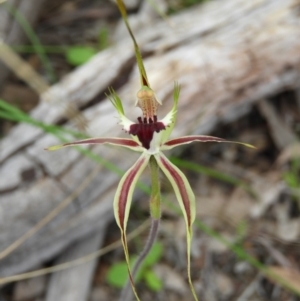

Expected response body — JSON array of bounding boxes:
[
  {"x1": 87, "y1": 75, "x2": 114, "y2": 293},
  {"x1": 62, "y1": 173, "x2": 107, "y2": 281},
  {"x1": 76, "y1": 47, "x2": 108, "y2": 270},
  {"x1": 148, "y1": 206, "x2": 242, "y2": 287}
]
[
  {"x1": 120, "y1": 219, "x2": 160, "y2": 301},
  {"x1": 120, "y1": 156, "x2": 161, "y2": 301}
]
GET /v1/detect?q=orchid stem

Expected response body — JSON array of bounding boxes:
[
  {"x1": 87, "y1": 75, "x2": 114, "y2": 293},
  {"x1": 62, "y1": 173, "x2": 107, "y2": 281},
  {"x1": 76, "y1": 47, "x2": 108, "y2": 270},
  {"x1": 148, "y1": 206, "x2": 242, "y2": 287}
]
[
  {"x1": 120, "y1": 219, "x2": 160, "y2": 301},
  {"x1": 149, "y1": 156, "x2": 161, "y2": 219}
]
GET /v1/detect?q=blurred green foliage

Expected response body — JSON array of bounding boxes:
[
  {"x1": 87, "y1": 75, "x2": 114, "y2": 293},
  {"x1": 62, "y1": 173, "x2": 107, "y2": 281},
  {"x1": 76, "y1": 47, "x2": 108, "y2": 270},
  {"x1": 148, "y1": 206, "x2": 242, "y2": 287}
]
[
  {"x1": 65, "y1": 46, "x2": 97, "y2": 66},
  {"x1": 106, "y1": 241, "x2": 163, "y2": 291}
]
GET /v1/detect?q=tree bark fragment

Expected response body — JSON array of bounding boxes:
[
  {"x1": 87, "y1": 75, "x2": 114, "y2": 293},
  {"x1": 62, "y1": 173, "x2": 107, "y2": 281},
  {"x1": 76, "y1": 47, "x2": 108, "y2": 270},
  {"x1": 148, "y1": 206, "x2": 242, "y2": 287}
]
[{"x1": 45, "y1": 232, "x2": 105, "y2": 301}]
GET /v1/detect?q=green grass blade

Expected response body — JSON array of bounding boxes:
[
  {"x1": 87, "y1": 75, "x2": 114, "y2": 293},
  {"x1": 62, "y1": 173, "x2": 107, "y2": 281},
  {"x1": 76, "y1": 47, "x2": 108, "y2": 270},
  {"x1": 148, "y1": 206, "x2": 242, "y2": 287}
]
[
  {"x1": 13, "y1": 45, "x2": 68, "y2": 54},
  {"x1": 0, "y1": 100, "x2": 87, "y2": 139},
  {"x1": 0, "y1": 99, "x2": 123, "y2": 175},
  {"x1": 4, "y1": 3, "x2": 57, "y2": 83}
]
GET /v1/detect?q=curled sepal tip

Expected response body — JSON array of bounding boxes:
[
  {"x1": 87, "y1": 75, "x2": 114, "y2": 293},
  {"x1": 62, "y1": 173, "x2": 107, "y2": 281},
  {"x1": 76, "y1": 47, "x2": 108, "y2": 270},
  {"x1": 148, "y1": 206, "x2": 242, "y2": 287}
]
[
  {"x1": 113, "y1": 153, "x2": 150, "y2": 301},
  {"x1": 154, "y1": 152, "x2": 199, "y2": 301},
  {"x1": 45, "y1": 144, "x2": 64, "y2": 151}
]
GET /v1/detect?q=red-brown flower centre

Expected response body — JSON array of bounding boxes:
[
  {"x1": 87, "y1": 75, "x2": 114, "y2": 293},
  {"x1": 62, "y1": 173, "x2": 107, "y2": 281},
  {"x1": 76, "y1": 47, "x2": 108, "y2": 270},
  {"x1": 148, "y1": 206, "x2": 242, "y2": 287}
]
[{"x1": 129, "y1": 116, "x2": 165, "y2": 149}]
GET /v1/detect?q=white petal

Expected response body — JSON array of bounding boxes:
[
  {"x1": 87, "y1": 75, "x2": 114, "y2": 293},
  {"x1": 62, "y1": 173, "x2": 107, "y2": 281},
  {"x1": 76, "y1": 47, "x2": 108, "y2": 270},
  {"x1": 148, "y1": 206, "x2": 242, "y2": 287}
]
[
  {"x1": 119, "y1": 115, "x2": 135, "y2": 132},
  {"x1": 144, "y1": 131, "x2": 164, "y2": 155}
]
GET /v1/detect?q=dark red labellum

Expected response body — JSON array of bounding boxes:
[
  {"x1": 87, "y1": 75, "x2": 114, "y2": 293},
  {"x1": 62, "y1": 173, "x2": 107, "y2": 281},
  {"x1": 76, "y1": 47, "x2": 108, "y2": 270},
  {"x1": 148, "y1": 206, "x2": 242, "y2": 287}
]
[{"x1": 129, "y1": 116, "x2": 165, "y2": 149}]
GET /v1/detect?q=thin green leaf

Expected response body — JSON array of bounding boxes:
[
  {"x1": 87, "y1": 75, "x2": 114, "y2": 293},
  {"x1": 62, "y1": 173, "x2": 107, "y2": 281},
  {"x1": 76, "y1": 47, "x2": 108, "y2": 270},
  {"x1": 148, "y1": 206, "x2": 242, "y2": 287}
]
[
  {"x1": 13, "y1": 45, "x2": 67, "y2": 54},
  {"x1": 98, "y1": 27, "x2": 109, "y2": 50}
]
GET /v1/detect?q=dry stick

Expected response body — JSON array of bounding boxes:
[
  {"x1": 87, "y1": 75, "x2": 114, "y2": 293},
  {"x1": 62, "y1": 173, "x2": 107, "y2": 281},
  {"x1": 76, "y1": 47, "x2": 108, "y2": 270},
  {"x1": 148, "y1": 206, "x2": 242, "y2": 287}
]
[
  {"x1": 0, "y1": 220, "x2": 150, "y2": 285},
  {"x1": 0, "y1": 41, "x2": 86, "y2": 129},
  {"x1": 0, "y1": 164, "x2": 102, "y2": 261},
  {"x1": 0, "y1": 41, "x2": 49, "y2": 94},
  {"x1": 236, "y1": 274, "x2": 261, "y2": 301}
]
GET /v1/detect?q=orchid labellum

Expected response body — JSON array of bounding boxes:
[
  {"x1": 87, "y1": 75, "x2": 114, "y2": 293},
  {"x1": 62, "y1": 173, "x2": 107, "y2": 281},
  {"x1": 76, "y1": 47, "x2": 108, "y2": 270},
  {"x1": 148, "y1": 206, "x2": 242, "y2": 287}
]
[{"x1": 47, "y1": 1, "x2": 254, "y2": 300}]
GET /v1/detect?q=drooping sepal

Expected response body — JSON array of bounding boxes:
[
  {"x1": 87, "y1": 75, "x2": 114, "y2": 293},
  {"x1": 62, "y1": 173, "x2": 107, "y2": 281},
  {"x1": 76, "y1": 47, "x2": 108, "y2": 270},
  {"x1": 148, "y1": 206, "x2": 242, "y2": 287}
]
[
  {"x1": 161, "y1": 135, "x2": 256, "y2": 150},
  {"x1": 45, "y1": 137, "x2": 143, "y2": 152},
  {"x1": 154, "y1": 152, "x2": 195, "y2": 240},
  {"x1": 113, "y1": 153, "x2": 150, "y2": 301},
  {"x1": 154, "y1": 152, "x2": 199, "y2": 301},
  {"x1": 114, "y1": 153, "x2": 150, "y2": 231}
]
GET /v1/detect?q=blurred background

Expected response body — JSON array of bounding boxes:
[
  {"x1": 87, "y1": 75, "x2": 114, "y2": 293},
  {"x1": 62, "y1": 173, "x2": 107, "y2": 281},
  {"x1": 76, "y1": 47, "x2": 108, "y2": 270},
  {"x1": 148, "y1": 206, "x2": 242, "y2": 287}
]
[{"x1": 1, "y1": 0, "x2": 300, "y2": 300}]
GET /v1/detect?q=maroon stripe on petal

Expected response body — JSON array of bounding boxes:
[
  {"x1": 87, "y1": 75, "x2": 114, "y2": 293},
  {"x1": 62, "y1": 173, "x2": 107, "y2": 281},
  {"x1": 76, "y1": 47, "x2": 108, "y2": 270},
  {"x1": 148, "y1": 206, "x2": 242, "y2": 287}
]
[
  {"x1": 118, "y1": 157, "x2": 145, "y2": 228},
  {"x1": 164, "y1": 135, "x2": 225, "y2": 146},
  {"x1": 160, "y1": 156, "x2": 191, "y2": 227},
  {"x1": 63, "y1": 137, "x2": 140, "y2": 147}
]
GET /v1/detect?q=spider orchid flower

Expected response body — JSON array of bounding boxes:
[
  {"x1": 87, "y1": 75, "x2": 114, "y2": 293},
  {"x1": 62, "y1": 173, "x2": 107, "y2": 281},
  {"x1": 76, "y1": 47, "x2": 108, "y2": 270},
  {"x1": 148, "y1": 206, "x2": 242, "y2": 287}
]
[
  {"x1": 47, "y1": 2, "x2": 254, "y2": 300},
  {"x1": 46, "y1": 82, "x2": 254, "y2": 301}
]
